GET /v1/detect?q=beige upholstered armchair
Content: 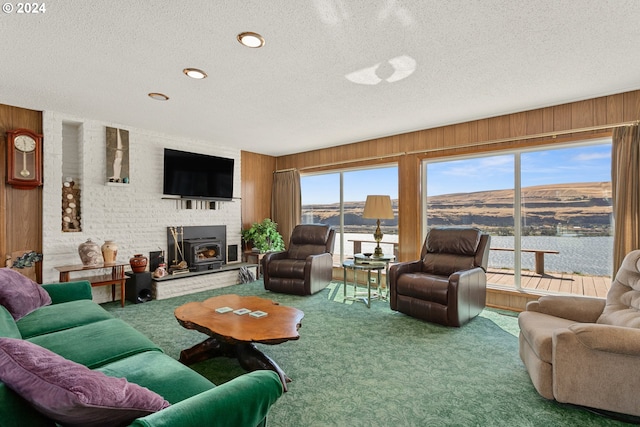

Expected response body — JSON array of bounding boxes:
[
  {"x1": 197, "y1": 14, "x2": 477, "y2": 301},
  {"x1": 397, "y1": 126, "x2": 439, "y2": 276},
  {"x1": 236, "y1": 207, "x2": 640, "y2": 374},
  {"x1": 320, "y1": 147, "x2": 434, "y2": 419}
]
[
  {"x1": 262, "y1": 224, "x2": 335, "y2": 296},
  {"x1": 518, "y1": 249, "x2": 640, "y2": 417}
]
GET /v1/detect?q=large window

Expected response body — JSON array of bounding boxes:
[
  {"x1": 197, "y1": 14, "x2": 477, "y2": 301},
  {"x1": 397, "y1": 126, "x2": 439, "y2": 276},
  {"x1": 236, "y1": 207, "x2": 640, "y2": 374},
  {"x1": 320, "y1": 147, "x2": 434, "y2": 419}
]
[
  {"x1": 423, "y1": 140, "x2": 613, "y2": 296},
  {"x1": 301, "y1": 166, "x2": 398, "y2": 264}
]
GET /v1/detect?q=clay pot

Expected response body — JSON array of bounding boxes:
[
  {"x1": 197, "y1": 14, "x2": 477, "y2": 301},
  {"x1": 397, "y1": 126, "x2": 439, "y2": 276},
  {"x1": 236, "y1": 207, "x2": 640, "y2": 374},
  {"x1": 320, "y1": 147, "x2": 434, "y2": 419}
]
[
  {"x1": 129, "y1": 253, "x2": 148, "y2": 273},
  {"x1": 78, "y1": 239, "x2": 102, "y2": 266},
  {"x1": 101, "y1": 240, "x2": 118, "y2": 265}
]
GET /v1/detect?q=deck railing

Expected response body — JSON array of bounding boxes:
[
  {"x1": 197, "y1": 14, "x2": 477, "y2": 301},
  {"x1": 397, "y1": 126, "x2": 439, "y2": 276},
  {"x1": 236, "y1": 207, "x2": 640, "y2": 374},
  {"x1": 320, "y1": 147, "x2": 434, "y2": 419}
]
[{"x1": 335, "y1": 240, "x2": 609, "y2": 298}]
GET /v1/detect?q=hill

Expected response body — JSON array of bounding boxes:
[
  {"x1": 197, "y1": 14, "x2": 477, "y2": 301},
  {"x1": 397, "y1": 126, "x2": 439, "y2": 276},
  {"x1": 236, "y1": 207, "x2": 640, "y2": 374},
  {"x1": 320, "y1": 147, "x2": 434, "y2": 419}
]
[{"x1": 302, "y1": 182, "x2": 612, "y2": 235}]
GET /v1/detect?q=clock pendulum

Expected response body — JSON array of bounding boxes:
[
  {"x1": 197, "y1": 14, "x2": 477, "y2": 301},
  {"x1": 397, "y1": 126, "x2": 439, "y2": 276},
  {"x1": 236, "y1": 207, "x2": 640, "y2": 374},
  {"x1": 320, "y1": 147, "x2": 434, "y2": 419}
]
[{"x1": 21, "y1": 149, "x2": 31, "y2": 177}]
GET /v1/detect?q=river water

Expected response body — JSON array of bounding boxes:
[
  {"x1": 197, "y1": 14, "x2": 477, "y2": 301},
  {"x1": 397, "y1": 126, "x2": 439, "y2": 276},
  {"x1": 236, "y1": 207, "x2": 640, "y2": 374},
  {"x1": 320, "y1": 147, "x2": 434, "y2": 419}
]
[{"x1": 338, "y1": 233, "x2": 613, "y2": 277}]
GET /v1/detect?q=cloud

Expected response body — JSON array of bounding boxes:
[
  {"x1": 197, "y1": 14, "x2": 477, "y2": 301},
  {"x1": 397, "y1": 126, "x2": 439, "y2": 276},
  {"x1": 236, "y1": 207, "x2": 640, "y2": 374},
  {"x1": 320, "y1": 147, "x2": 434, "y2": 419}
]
[
  {"x1": 574, "y1": 152, "x2": 611, "y2": 162},
  {"x1": 438, "y1": 155, "x2": 512, "y2": 178}
]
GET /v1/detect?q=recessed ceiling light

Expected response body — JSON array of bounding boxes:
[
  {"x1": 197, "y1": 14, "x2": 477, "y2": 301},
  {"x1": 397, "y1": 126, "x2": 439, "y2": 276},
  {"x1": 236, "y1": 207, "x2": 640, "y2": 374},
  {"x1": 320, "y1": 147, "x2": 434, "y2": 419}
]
[
  {"x1": 148, "y1": 93, "x2": 169, "y2": 101},
  {"x1": 237, "y1": 32, "x2": 265, "y2": 48},
  {"x1": 183, "y1": 68, "x2": 208, "y2": 79}
]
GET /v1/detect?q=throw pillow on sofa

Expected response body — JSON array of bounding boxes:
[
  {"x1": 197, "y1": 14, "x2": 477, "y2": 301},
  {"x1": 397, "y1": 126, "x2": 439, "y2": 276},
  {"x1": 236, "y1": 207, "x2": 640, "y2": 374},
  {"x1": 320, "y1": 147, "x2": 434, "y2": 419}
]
[
  {"x1": 0, "y1": 268, "x2": 51, "y2": 320},
  {"x1": 0, "y1": 337, "x2": 170, "y2": 427}
]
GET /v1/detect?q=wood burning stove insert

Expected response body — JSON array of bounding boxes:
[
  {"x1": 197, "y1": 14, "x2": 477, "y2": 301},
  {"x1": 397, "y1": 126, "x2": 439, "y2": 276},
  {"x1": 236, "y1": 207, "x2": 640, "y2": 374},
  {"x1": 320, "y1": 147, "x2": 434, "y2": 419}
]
[
  {"x1": 166, "y1": 225, "x2": 227, "y2": 272},
  {"x1": 184, "y1": 238, "x2": 223, "y2": 271}
]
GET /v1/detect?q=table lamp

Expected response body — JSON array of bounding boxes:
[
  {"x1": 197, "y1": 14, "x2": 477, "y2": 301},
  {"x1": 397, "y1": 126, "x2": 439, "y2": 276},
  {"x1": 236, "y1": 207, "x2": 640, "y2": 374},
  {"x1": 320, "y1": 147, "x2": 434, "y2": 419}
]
[{"x1": 362, "y1": 195, "x2": 395, "y2": 257}]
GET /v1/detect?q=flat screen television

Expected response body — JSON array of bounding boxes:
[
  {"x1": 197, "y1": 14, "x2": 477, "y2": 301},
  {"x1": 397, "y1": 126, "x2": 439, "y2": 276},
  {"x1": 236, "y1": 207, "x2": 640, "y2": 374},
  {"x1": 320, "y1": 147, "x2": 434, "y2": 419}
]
[{"x1": 163, "y1": 148, "x2": 234, "y2": 200}]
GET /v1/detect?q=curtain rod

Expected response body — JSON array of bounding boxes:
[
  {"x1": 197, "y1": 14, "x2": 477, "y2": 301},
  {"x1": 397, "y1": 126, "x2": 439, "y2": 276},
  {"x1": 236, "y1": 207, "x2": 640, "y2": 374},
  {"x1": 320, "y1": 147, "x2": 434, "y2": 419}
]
[
  {"x1": 404, "y1": 120, "x2": 639, "y2": 157},
  {"x1": 284, "y1": 120, "x2": 639, "y2": 172}
]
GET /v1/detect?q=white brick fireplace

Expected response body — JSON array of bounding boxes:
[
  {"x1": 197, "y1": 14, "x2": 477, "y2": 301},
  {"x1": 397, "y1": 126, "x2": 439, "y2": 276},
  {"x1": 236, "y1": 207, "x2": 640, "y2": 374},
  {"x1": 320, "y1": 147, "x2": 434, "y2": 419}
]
[{"x1": 41, "y1": 111, "x2": 243, "y2": 303}]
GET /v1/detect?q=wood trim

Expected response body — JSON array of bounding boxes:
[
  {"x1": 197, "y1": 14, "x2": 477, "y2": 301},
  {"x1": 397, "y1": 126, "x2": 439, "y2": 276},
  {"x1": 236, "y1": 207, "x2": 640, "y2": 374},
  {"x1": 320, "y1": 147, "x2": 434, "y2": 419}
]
[{"x1": 486, "y1": 286, "x2": 543, "y2": 312}]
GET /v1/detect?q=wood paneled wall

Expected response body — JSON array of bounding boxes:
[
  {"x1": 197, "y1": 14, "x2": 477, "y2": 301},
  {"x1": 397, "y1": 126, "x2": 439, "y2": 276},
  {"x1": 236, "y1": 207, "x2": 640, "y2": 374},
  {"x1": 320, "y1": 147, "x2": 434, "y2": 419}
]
[
  {"x1": 263, "y1": 90, "x2": 640, "y2": 261},
  {"x1": 241, "y1": 151, "x2": 276, "y2": 230},
  {"x1": 275, "y1": 91, "x2": 640, "y2": 170},
  {"x1": 0, "y1": 104, "x2": 43, "y2": 278}
]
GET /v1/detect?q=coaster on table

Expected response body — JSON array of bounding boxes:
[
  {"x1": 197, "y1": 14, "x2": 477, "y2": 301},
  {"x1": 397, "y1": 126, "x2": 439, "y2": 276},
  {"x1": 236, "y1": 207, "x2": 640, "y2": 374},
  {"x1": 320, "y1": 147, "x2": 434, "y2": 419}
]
[{"x1": 250, "y1": 310, "x2": 268, "y2": 318}]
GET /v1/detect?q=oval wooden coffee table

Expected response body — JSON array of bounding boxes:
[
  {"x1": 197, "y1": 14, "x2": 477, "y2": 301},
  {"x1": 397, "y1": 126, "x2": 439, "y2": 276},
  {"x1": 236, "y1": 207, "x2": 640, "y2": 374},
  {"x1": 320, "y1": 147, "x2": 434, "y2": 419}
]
[{"x1": 174, "y1": 294, "x2": 304, "y2": 392}]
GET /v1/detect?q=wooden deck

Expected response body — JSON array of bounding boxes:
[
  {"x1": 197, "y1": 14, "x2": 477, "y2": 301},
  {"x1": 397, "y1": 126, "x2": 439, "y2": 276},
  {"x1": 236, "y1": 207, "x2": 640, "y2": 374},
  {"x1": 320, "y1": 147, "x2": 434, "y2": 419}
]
[
  {"x1": 332, "y1": 253, "x2": 611, "y2": 308},
  {"x1": 486, "y1": 268, "x2": 611, "y2": 298},
  {"x1": 331, "y1": 262, "x2": 610, "y2": 311}
]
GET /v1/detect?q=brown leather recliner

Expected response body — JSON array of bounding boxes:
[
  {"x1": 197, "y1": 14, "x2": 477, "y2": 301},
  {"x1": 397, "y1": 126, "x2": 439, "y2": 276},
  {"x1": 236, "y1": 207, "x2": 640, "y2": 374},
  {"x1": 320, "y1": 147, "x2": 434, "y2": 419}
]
[
  {"x1": 262, "y1": 224, "x2": 336, "y2": 295},
  {"x1": 389, "y1": 227, "x2": 490, "y2": 327}
]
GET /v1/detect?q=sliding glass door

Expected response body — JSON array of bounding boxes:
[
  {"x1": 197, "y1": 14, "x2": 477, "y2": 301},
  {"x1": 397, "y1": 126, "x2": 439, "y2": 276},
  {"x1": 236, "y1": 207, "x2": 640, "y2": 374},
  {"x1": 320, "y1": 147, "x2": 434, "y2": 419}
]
[
  {"x1": 519, "y1": 144, "x2": 613, "y2": 295},
  {"x1": 423, "y1": 139, "x2": 613, "y2": 296},
  {"x1": 301, "y1": 166, "x2": 398, "y2": 264}
]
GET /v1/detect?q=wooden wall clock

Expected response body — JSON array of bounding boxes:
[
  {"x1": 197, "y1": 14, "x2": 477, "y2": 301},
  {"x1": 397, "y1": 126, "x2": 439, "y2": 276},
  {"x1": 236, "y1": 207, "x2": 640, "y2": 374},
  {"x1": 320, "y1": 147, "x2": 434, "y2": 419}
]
[{"x1": 6, "y1": 128, "x2": 43, "y2": 190}]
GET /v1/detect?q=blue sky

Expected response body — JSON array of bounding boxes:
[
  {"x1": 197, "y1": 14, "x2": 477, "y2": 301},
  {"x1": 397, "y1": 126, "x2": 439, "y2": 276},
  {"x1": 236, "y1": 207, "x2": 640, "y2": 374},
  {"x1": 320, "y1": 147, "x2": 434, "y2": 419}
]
[
  {"x1": 302, "y1": 166, "x2": 399, "y2": 204},
  {"x1": 302, "y1": 142, "x2": 612, "y2": 203},
  {"x1": 428, "y1": 143, "x2": 611, "y2": 196}
]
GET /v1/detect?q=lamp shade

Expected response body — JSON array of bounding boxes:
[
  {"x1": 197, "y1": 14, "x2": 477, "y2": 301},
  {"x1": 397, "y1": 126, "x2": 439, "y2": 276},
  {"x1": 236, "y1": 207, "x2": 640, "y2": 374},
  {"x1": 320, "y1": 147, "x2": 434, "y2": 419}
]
[{"x1": 362, "y1": 195, "x2": 394, "y2": 219}]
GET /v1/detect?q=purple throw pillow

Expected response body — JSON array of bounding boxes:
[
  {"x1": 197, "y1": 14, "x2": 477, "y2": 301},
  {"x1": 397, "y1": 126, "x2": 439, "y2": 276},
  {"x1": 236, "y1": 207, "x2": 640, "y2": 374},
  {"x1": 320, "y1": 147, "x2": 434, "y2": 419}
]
[
  {"x1": 0, "y1": 338, "x2": 170, "y2": 427},
  {"x1": 0, "y1": 267, "x2": 51, "y2": 320}
]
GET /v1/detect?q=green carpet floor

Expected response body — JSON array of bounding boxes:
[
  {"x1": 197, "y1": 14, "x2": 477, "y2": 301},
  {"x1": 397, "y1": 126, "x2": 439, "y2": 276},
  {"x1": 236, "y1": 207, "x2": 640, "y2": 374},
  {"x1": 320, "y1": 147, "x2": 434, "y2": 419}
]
[{"x1": 102, "y1": 280, "x2": 633, "y2": 426}]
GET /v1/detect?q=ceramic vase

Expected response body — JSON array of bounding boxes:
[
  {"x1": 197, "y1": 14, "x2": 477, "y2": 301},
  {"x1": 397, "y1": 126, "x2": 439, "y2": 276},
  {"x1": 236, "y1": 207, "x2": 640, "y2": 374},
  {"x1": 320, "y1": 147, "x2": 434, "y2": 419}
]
[
  {"x1": 129, "y1": 253, "x2": 148, "y2": 273},
  {"x1": 78, "y1": 239, "x2": 102, "y2": 266},
  {"x1": 101, "y1": 240, "x2": 118, "y2": 265}
]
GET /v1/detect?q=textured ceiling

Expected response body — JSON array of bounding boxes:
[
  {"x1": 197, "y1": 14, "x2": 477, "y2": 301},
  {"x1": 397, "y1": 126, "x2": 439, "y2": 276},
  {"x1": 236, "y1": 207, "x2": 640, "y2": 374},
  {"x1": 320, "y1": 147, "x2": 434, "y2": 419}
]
[{"x1": 1, "y1": 0, "x2": 639, "y2": 156}]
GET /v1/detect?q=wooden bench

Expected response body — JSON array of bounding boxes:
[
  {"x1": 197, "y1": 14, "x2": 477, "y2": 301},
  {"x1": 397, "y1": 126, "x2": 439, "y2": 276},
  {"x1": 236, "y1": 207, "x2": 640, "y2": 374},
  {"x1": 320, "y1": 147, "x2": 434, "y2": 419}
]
[
  {"x1": 349, "y1": 240, "x2": 399, "y2": 259},
  {"x1": 490, "y1": 247, "x2": 559, "y2": 275}
]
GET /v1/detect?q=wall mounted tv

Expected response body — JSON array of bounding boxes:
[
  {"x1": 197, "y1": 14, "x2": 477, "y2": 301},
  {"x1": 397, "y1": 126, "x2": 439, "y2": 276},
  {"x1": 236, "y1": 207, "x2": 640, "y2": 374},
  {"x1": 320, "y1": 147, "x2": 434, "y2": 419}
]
[{"x1": 163, "y1": 148, "x2": 234, "y2": 200}]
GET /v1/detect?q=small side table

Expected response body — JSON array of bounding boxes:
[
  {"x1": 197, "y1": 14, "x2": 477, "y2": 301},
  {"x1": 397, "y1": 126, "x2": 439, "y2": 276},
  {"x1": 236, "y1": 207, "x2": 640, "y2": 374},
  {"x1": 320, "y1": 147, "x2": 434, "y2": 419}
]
[
  {"x1": 342, "y1": 260, "x2": 385, "y2": 308},
  {"x1": 55, "y1": 263, "x2": 128, "y2": 307},
  {"x1": 354, "y1": 253, "x2": 395, "y2": 298},
  {"x1": 244, "y1": 251, "x2": 266, "y2": 278}
]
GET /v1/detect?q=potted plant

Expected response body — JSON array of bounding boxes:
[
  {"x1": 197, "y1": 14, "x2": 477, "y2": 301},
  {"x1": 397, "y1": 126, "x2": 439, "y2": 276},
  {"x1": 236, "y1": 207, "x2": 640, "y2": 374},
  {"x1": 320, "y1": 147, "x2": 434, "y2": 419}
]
[{"x1": 241, "y1": 218, "x2": 285, "y2": 253}]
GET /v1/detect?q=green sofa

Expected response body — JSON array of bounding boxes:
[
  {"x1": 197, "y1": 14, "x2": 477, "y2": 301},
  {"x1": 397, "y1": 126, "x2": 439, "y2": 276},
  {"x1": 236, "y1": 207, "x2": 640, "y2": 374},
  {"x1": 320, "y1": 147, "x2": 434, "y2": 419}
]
[{"x1": 0, "y1": 280, "x2": 283, "y2": 426}]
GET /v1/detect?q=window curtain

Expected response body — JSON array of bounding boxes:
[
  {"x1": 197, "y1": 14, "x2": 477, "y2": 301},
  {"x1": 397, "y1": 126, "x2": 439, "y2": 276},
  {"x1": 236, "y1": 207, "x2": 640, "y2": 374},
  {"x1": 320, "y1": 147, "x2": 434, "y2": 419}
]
[
  {"x1": 271, "y1": 169, "x2": 301, "y2": 247},
  {"x1": 611, "y1": 124, "x2": 640, "y2": 277}
]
